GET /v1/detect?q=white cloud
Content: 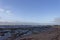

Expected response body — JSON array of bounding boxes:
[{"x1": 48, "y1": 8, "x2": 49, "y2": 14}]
[
  {"x1": 0, "y1": 8, "x2": 14, "y2": 21},
  {"x1": 0, "y1": 8, "x2": 13, "y2": 16},
  {"x1": 54, "y1": 18, "x2": 60, "y2": 23},
  {"x1": 6, "y1": 10, "x2": 11, "y2": 13},
  {"x1": 0, "y1": 8, "x2": 4, "y2": 12},
  {"x1": 52, "y1": 17, "x2": 60, "y2": 25},
  {"x1": 0, "y1": 8, "x2": 24, "y2": 22},
  {"x1": 5, "y1": 10, "x2": 13, "y2": 17},
  {"x1": 0, "y1": 1, "x2": 24, "y2": 22}
]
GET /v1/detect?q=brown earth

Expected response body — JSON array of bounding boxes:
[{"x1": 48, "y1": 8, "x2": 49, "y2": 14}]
[
  {"x1": 19, "y1": 26, "x2": 60, "y2": 40},
  {"x1": 5, "y1": 26, "x2": 60, "y2": 40}
]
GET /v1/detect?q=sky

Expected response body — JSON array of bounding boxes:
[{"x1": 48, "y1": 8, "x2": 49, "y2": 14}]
[{"x1": 0, "y1": 0, "x2": 60, "y2": 23}]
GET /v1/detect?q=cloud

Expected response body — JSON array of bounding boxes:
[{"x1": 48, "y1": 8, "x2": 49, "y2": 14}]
[
  {"x1": 6, "y1": 10, "x2": 11, "y2": 13},
  {"x1": 54, "y1": 18, "x2": 60, "y2": 23},
  {"x1": 0, "y1": 8, "x2": 15, "y2": 21},
  {"x1": 0, "y1": 8, "x2": 13, "y2": 16},
  {"x1": 0, "y1": 0, "x2": 24, "y2": 22},
  {"x1": 0, "y1": 8, "x2": 24, "y2": 22},
  {"x1": 0, "y1": 8, "x2": 4, "y2": 12},
  {"x1": 5, "y1": 10, "x2": 13, "y2": 17},
  {"x1": 0, "y1": 17, "x2": 2, "y2": 19},
  {"x1": 52, "y1": 17, "x2": 60, "y2": 25}
]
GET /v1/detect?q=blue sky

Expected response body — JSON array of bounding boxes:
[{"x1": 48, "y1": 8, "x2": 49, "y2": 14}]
[{"x1": 0, "y1": 0, "x2": 60, "y2": 23}]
